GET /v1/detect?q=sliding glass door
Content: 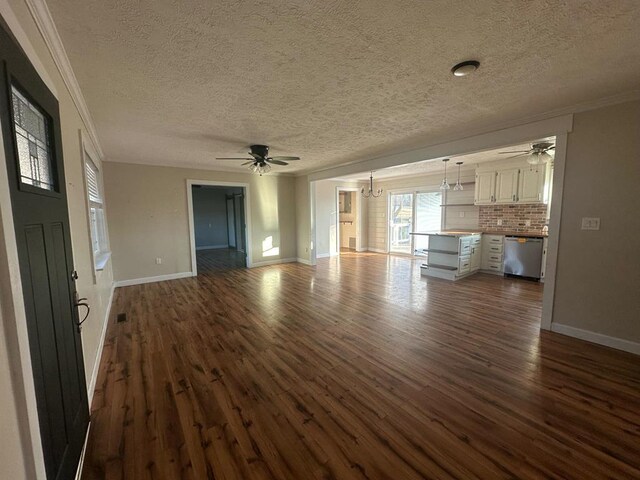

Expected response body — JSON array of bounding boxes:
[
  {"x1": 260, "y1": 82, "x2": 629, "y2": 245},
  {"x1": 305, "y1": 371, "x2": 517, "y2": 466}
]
[
  {"x1": 389, "y1": 193, "x2": 414, "y2": 254},
  {"x1": 414, "y1": 191, "x2": 442, "y2": 254},
  {"x1": 389, "y1": 190, "x2": 442, "y2": 255}
]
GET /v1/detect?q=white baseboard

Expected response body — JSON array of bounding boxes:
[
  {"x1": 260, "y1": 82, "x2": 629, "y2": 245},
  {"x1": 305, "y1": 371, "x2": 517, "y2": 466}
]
[
  {"x1": 251, "y1": 257, "x2": 297, "y2": 268},
  {"x1": 551, "y1": 323, "x2": 640, "y2": 355},
  {"x1": 87, "y1": 283, "x2": 114, "y2": 406},
  {"x1": 367, "y1": 247, "x2": 388, "y2": 254},
  {"x1": 114, "y1": 271, "x2": 194, "y2": 287},
  {"x1": 316, "y1": 252, "x2": 331, "y2": 259},
  {"x1": 296, "y1": 257, "x2": 312, "y2": 265},
  {"x1": 196, "y1": 244, "x2": 228, "y2": 251}
]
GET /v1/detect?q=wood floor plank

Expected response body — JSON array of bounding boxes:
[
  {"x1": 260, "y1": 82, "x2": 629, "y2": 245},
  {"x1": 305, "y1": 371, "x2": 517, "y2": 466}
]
[{"x1": 82, "y1": 251, "x2": 640, "y2": 479}]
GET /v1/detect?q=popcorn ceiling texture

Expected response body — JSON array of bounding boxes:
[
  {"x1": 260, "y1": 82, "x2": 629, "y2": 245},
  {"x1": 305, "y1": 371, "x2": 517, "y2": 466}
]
[
  {"x1": 479, "y1": 204, "x2": 548, "y2": 234},
  {"x1": 46, "y1": 1, "x2": 640, "y2": 173}
]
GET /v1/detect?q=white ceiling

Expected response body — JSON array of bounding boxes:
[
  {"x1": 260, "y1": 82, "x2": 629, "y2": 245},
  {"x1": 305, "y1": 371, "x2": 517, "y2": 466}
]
[
  {"x1": 332, "y1": 139, "x2": 551, "y2": 181},
  {"x1": 47, "y1": 1, "x2": 640, "y2": 174}
]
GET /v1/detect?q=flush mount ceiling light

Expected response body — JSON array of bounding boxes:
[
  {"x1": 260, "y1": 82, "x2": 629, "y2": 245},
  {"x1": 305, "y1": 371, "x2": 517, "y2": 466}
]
[{"x1": 451, "y1": 60, "x2": 480, "y2": 77}]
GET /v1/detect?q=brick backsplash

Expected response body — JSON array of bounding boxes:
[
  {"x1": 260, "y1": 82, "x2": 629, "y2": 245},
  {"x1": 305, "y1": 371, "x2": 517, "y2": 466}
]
[{"x1": 479, "y1": 204, "x2": 548, "y2": 234}]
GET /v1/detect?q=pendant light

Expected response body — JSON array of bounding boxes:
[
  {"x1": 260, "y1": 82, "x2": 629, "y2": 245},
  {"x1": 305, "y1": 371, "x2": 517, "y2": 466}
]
[
  {"x1": 440, "y1": 159, "x2": 450, "y2": 190},
  {"x1": 361, "y1": 171, "x2": 383, "y2": 198},
  {"x1": 453, "y1": 161, "x2": 464, "y2": 191}
]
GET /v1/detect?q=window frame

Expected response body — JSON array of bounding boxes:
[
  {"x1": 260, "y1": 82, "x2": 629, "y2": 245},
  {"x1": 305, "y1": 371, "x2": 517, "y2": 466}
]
[{"x1": 80, "y1": 133, "x2": 110, "y2": 278}]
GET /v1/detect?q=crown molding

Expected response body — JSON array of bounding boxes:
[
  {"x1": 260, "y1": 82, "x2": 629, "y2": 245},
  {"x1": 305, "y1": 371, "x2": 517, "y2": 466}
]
[{"x1": 25, "y1": 0, "x2": 104, "y2": 159}]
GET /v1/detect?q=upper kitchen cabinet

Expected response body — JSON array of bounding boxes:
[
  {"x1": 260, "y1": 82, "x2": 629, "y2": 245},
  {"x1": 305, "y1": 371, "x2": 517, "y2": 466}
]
[
  {"x1": 474, "y1": 171, "x2": 496, "y2": 204},
  {"x1": 518, "y1": 165, "x2": 546, "y2": 203},
  {"x1": 495, "y1": 168, "x2": 520, "y2": 203},
  {"x1": 474, "y1": 159, "x2": 549, "y2": 205}
]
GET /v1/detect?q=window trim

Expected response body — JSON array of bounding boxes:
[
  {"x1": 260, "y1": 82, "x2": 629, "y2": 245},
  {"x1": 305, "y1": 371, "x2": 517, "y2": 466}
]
[{"x1": 79, "y1": 131, "x2": 110, "y2": 281}]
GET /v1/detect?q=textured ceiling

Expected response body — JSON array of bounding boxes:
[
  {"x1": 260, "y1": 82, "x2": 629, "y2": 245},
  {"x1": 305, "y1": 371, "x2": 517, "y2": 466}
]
[
  {"x1": 333, "y1": 139, "x2": 551, "y2": 181},
  {"x1": 47, "y1": 0, "x2": 640, "y2": 174}
]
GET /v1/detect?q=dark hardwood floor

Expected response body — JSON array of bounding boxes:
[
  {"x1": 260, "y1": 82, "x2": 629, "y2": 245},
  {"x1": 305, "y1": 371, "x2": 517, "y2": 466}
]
[
  {"x1": 196, "y1": 248, "x2": 246, "y2": 273},
  {"x1": 82, "y1": 254, "x2": 640, "y2": 479}
]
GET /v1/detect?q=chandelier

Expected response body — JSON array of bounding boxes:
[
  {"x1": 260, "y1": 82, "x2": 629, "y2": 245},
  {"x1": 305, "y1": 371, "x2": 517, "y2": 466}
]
[{"x1": 361, "y1": 171, "x2": 382, "y2": 198}]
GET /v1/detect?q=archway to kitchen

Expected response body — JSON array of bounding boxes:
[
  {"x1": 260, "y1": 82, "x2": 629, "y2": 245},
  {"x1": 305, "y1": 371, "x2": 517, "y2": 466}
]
[{"x1": 310, "y1": 116, "x2": 571, "y2": 331}]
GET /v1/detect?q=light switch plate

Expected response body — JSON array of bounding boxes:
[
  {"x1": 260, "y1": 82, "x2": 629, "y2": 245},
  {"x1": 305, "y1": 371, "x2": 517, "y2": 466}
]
[
  {"x1": 497, "y1": 219, "x2": 503, "y2": 226},
  {"x1": 581, "y1": 217, "x2": 600, "y2": 230}
]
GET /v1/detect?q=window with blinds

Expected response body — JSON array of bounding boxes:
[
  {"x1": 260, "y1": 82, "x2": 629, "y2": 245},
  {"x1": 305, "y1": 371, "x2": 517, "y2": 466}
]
[
  {"x1": 84, "y1": 155, "x2": 109, "y2": 269},
  {"x1": 414, "y1": 191, "x2": 442, "y2": 254}
]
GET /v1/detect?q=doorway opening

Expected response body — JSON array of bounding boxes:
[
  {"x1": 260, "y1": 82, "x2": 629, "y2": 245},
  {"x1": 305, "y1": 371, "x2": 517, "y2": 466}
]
[
  {"x1": 336, "y1": 187, "x2": 362, "y2": 255},
  {"x1": 188, "y1": 182, "x2": 250, "y2": 274}
]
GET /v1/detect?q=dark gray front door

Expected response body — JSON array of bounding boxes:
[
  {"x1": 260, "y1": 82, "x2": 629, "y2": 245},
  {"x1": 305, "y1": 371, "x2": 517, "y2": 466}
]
[{"x1": 0, "y1": 22, "x2": 89, "y2": 480}]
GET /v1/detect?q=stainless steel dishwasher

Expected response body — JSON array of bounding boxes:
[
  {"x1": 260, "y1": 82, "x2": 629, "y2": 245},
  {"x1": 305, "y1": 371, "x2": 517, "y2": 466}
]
[{"x1": 503, "y1": 236, "x2": 544, "y2": 279}]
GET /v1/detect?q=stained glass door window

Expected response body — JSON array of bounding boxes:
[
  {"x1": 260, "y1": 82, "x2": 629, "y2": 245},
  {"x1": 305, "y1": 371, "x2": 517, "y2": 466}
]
[{"x1": 11, "y1": 85, "x2": 55, "y2": 190}]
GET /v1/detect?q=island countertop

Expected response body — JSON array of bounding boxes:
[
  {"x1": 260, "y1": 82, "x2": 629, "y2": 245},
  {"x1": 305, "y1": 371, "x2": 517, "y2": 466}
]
[
  {"x1": 410, "y1": 230, "x2": 547, "y2": 238},
  {"x1": 410, "y1": 231, "x2": 483, "y2": 237}
]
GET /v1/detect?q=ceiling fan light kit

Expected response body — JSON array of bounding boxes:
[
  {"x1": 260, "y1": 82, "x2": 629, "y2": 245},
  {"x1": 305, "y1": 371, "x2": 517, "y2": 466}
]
[
  {"x1": 216, "y1": 144, "x2": 301, "y2": 175},
  {"x1": 498, "y1": 141, "x2": 555, "y2": 166}
]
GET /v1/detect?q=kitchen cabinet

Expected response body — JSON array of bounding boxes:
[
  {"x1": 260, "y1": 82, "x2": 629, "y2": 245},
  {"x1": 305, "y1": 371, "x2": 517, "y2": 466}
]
[
  {"x1": 481, "y1": 234, "x2": 504, "y2": 273},
  {"x1": 474, "y1": 171, "x2": 496, "y2": 204},
  {"x1": 495, "y1": 168, "x2": 520, "y2": 203},
  {"x1": 470, "y1": 243, "x2": 481, "y2": 271},
  {"x1": 417, "y1": 233, "x2": 481, "y2": 280},
  {"x1": 518, "y1": 166, "x2": 546, "y2": 203},
  {"x1": 474, "y1": 163, "x2": 547, "y2": 205}
]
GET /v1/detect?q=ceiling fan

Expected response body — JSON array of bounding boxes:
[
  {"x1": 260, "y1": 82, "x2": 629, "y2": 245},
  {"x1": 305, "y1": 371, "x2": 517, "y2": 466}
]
[
  {"x1": 217, "y1": 144, "x2": 300, "y2": 175},
  {"x1": 498, "y1": 142, "x2": 555, "y2": 165}
]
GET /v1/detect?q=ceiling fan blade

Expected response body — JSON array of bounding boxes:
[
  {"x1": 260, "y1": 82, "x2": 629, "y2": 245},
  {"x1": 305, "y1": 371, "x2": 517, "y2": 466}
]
[
  {"x1": 503, "y1": 153, "x2": 530, "y2": 159},
  {"x1": 266, "y1": 159, "x2": 288, "y2": 166},
  {"x1": 498, "y1": 150, "x2": 531, "y2": 154},
  {"x1": 270, "y1": 156, "x2": 300, "y2": 161},
  {"x1": 242, "y1": 161, "x2": 255, "y2": 166},
  {"x1": 545, "y1": 146, "x2": 555, "y2": 151},
  {"x1": 216, "y1": 157, "x2": 253, "y2": 160},
  {"x1": 249, "y1": 152, "x2": 263, "y2": 160}
]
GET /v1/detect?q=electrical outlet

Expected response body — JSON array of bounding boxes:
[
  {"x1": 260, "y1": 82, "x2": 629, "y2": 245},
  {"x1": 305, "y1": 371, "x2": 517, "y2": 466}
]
[
  {"x1": 155, "y1": 257, "x2": 162, "y2": 265},
  {"x1": 581, "y1": 217, "x2": 600, "y2": 230},
  {"x1": 497, "y1": 219, "x2": 503, "y2": 226},
  {"x1": 525, "y1": 220, "x2": 531, "y2": 227},
  {"x1": 459, "y1": 211, "x2": 465, "y2": 218}
]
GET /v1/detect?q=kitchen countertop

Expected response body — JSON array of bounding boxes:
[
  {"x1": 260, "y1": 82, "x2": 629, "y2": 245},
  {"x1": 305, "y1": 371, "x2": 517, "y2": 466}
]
[{"x1": 411, "y1": 230, "x2": 547, "y2": 238}]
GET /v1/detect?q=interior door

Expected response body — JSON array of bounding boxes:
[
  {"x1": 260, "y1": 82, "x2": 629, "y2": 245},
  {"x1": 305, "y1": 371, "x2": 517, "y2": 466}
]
[
  {"x1": 226, "y1": 196, "x2": 236, "y2": 248},
  {"x1": 0, "y1": 24, "x2": 89, "y2": 479},
  {"x1": 234, "y1": 193, "x2": 244, "y2": 253}
]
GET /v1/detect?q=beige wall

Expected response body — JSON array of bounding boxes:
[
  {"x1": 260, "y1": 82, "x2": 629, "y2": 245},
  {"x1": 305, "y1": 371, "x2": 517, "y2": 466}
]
[
  {"x1": 104, "y1": 162, "x2": 297, "y2": 280},
  {"x1": 553, "y1": 100, "x2": 640, "y2": 343},
  {"x1": 295, "y1": 175, "x2": 311, "y2": 262},
  {"x1": 1, "y1": 1, "x2": 115, "y2": 478}
]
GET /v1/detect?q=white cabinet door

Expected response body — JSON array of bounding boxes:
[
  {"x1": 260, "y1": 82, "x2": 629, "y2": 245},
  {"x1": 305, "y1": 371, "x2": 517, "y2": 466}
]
[
  {"x1": 470, "y1": 245, "x2": 481, "y2": 271},
  {"x1": 495, "y1": 168, "x2": 520, "y2": 203},
  {"x1": 474, "y1": 171, "x2": 496, "y2": 204},
  {"x1": 518, "y1": 166, "x2": 545, "y2": 203}
]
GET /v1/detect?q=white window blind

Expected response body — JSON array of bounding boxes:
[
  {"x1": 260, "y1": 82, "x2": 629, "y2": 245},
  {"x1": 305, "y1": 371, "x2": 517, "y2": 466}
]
[
  {"x1": 414, "y1": 191, "x2": 442, "y2": 253},
  {"x1": 85, "y1": 159, "x2": 102, "y2": 204},
  {"x1": 84, "y1": 154, "x2": 109, "y2": 270}
]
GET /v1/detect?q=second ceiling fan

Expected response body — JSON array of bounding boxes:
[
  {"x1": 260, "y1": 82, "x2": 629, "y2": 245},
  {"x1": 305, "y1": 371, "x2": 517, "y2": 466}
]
[
  {"x1": 498, "y1": 142, "x2": 555, "y2": 165},
  {"x1": 217, "y1": 144, "x2": 300, "y2": 175}
]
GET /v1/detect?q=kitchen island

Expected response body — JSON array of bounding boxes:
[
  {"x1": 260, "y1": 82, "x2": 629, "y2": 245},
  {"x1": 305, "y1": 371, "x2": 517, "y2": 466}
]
[{"x1": 411, "y1": 231, "x2": 482, "y2": 281}]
